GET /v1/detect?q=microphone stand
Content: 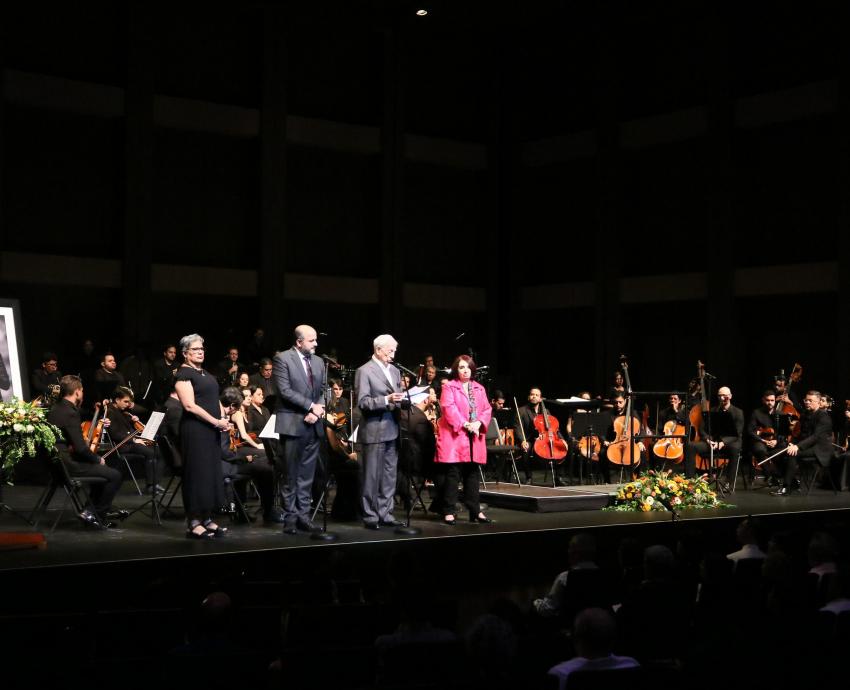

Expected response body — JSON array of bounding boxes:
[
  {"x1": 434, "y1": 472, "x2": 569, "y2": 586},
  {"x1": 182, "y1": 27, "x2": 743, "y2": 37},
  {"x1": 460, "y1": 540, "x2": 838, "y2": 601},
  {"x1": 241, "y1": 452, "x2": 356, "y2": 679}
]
[
  {"x1": 312, "y1": 355, "x2": 338, "y2": 542},
  {"x1": 391, "y1": 361, "x2": 421, "y2": 536}
]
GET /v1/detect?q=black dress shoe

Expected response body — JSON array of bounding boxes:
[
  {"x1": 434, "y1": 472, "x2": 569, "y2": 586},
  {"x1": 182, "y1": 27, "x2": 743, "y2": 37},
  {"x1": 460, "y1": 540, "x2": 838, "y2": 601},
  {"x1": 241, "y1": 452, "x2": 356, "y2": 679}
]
[
  {"x1": 469, "y1": 512, "x2": 494, "y2": 524},
  {"x1": 363, "y1": 522, "x2": 380, "y2": 530},
  {"x1": 105, "y1": 509, "x2": 130, "y2": 521},
  {"x1": 380, "y1": 519, "x2": 405, "y2": 528},
  {"x1": 283, "y1": 525, "x2": 298, "y2": 535},
  {"x1": 771, "y1": 486, "x2": 795, "y2": 496},
  {"x1": 76, "y1": 510, "x2": 104, "y2": 528},
  {"x1": 297, "y1": 519, "x2": 320, "y2": 533}
]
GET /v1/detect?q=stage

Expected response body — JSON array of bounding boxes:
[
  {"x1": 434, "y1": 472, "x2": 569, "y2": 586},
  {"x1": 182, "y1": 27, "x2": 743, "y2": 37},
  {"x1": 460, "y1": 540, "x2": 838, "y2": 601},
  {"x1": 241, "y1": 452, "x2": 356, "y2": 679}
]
[{"x1": 1, "y1": 475, "x2": 848, "y2": 574}]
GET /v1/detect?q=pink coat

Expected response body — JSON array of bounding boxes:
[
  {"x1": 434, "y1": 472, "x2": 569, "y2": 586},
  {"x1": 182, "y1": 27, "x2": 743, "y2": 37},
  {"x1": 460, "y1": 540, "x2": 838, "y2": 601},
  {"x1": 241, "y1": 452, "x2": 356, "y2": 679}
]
[{"x1": 435, "y1": 379, "x2": 492, "y2": 464}]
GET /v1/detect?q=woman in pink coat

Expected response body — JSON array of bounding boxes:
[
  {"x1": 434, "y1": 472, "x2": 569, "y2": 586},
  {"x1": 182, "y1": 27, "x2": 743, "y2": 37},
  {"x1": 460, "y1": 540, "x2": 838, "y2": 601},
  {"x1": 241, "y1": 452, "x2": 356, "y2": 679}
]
[{"x1": 434, "y1": 354, "x2": 493, "y2": 525}]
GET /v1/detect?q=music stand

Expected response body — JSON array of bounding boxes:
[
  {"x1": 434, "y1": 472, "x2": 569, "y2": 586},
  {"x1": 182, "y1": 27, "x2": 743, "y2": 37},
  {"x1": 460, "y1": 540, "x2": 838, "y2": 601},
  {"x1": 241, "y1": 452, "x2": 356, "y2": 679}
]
[
  {"x1": 570, "y1": 412, "x2": 609, "y2": 485},
  {"x1": 127, "y1": 411, "x2": 167, "y2": 525}
]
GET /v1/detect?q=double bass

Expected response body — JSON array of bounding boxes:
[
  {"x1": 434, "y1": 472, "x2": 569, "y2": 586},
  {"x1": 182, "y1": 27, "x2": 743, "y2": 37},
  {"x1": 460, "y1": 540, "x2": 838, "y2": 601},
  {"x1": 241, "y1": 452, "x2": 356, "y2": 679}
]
[{"x1": 689, "y1": 361, "x2": 728, "y2": 471}]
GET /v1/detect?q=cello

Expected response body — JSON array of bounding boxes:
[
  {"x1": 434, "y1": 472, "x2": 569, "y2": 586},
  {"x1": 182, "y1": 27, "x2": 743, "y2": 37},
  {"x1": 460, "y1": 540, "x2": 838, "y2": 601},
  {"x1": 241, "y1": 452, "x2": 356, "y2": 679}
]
[
  {"x1": 533, "y1": 403, "x2": 568, "y2": 463},
  {"x1": 653, "y1": 396, "x2": 686, "y2": 463}
]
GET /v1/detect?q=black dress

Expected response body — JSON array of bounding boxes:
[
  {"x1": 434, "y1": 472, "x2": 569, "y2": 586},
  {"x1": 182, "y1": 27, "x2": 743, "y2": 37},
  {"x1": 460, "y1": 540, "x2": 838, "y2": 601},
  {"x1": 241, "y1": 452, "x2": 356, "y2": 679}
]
[{"x1": 176, "y1": 366, "x2": 224, "y2": 516}]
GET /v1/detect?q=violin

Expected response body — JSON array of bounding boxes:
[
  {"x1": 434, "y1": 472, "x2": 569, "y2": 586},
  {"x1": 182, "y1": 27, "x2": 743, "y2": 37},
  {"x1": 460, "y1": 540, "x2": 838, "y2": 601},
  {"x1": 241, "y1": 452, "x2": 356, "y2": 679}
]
[
  {"x1": 80, "y1": 400, "x2": 109, "y2": 453},
  {"x1": 532, "y1": 403, "x2": 568, "y2": 463},
  {"x1": 229, "y1": 428, "x2": 258, "y2": 451}
]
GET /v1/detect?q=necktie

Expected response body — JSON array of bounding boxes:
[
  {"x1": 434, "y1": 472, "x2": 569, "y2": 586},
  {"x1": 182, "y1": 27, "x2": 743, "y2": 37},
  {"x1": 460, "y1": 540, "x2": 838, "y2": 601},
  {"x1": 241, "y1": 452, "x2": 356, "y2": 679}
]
[{"x1": 303, "y1": 354, "x2": 314, "y2": 389}]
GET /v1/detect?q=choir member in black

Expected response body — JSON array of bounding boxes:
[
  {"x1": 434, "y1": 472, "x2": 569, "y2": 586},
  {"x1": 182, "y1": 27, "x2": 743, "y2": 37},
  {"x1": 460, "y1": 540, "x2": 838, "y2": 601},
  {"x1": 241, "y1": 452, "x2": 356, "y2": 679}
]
[
  {"x1": 514, "y1": 387, "x2": 544, "y2": 484},
  {"x1": 772, "y1": 390, "x2": 834, "y2": 496},
  {"x1": 249, "y1": 357, "x2": 278, "y2": 410},
  {"x1": 219, "y1": 387, "x2": 280, "y2": 524},
  {"x1": 106, "y1": 386, "x2": 163, "y2": 494},
  {"x1": 216, "y1": 346, "x2": 247, "y2": 389},
  {"x1": 684, "y1": 386, "x2": 743, "y2": 482},
  {"x1": 747, "y1": 390, "x2": 786, "y2": 485},
  {"x1": 152, "y1": 344, "x2": 179, "y2": 406},
  {"x1": 93, "y1": 352, "x2": 125, "y2": 403},
  {"x1": 174, "y1": 334, "x2": 232, "y2": 539},
  {"x1": 31, "y1": 352, "x2": 62, "y2": 399},
  {"x1": 399, "y1": 387, "x2": 438, "y2": 514},
  {"x1": 47, "y1": 375, "x2": 124, "y2": 527}
]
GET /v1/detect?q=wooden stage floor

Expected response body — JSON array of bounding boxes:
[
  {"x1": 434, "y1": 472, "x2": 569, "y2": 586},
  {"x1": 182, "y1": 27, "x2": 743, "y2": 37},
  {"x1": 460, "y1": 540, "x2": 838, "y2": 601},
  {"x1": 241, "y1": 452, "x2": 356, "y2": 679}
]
[{"x1": 1, "y1": 475, "x2": 849, "y2": 574}]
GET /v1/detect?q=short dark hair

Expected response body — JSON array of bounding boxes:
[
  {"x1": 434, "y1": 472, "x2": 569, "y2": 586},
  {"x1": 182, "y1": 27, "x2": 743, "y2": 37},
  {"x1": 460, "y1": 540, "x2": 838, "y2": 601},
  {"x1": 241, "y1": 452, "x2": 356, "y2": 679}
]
[
  {"x1": 42, "y1": 352, "x2": 58, "y2": 363},
  {"x1": 259, "y1": 357, "x2": 273, "y2": 367},
  {"x1": 220, "y1": 387, "x2": 243, "y2": 408},
  {"x1": 59, "y1": 374, "x2": 83, "y2": 398},
  {"x1": 763, "y1": 389, "x2": 776, "y2": 398},
  {"x1": 113, "y1": 386, "x2": 134, "y2": 401},
  {"x1": 449, "y1": 354, "x2": 476, "y2": 380}
]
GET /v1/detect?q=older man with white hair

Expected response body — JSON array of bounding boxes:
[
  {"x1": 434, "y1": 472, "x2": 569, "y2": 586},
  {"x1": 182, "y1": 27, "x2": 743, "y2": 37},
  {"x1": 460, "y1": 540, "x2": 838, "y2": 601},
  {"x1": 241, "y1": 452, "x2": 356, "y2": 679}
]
[{"x1": 355, "y1": 334, "x2": 409, "y2": 530}]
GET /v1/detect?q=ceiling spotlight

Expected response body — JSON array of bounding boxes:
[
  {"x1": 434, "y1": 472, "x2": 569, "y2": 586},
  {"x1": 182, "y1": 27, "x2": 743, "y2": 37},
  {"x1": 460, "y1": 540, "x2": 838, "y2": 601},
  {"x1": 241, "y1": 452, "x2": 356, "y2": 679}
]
[{"x1": 415, "y1": 9, "x2": 428, "y2": 16}]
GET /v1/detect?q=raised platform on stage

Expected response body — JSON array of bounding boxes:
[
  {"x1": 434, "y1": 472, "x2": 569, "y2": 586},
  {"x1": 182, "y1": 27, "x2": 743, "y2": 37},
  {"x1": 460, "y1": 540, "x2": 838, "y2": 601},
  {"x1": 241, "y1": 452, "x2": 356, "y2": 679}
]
[{"x1": 480, "y1": 482, "x2": 614, "y2": 513}]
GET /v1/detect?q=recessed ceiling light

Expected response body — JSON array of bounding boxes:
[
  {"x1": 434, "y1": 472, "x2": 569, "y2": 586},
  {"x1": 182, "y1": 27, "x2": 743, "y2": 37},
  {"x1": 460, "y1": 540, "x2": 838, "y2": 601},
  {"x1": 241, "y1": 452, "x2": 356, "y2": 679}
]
[{"x1": 415, "y1": 9, "x2": 428, "y2": 16}]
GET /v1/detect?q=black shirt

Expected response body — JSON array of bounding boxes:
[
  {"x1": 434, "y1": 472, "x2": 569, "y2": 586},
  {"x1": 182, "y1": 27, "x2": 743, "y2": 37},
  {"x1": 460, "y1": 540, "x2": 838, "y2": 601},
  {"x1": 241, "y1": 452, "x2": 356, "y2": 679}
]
[{"x1": 47, "y1": 398, "x2": 99, "y2": 463}]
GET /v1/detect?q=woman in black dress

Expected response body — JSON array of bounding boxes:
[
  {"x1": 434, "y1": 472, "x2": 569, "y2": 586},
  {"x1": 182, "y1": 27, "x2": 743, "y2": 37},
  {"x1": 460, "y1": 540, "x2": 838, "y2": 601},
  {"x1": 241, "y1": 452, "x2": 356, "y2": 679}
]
[{"x1": 174, "y1": 333, "x2": 232, "y2": 539}]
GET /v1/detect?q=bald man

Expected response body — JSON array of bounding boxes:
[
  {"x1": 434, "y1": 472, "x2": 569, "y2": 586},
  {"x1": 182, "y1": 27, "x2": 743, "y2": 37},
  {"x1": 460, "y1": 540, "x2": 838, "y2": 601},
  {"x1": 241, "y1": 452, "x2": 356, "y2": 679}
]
[
  {"x1": 684, "y1": 385, "x2": 743, "y2": 482},
  {"x1": 273, "y1": 325, "x2": 326, "y2": 534}
]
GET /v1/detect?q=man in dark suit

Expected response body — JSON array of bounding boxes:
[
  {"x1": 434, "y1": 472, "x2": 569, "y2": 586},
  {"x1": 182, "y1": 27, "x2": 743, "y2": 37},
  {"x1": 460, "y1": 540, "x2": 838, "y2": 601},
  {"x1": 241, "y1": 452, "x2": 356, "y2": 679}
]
[
  {"x1": 46, "y1": 375, "x2": 125, "y2": 527},
  {"x1": 273, "y1": 325, "x2": 326, "y2": 534},
  {"x1": 774, "y1": 390, "x2": 834, "y2": 496},
  {"x1": 355, "y1": 334, "x2": 408, "y2": 530}
]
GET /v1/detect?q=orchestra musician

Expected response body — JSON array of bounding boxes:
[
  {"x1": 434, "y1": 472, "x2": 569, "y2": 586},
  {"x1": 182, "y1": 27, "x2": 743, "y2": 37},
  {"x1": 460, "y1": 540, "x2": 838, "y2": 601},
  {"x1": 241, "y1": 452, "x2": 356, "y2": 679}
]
[
  {"x1": 174, "y1": 334, "x2": 231, "y2": 539},
  {"x1": 47, "y1": 375, "x2": 125, "y2": 528},
  {"x1": 602, "y1": 392, "x2": 642, "y2": 483},
  {"x1": 747, "y1": 390, "x2": 786, "y2": 486},
  {"x1": 216, "y1": 346, "x2": 247, "y2": 389},
  {"x1": 30, "y1": 352, "x2": 62, "y2": 399},
  {"x1": 774, "y1": 371, "x2": 801, "y2": 410},
  {"x1": 219, "y1": 387, "x2": 280, "y2": 524},
  {"x1": 93, "y1": 352, "x2": 125, "y2": 403},
  {"x1": 772, "y1": 391, "x2": 834, "y2": 496},
  {"x1": 399, "y1": 386, "x2": 438, "y2": 515},
  {"x1": 249, "y1": 357, "x2": 278, "y2": 410},
  {"x1": 515, "y1": 387, "x2": 544, "y2": 484},
  {"x1": 685, "y1": 386, "x2": 743, "y2": 483},
  {"x1": 106, "y1": 385, "x2": 163, "y2": 495},
  {"x1": 230, "y1": 386, "x2": 268, "y2": 461},
  {"x1": 355, "y1": 334, "x2": 408, "y2": 530},
  {"x1": 434, "y1": 355, "x2": 493, "y2": 525},
  {"x1": 151, "y1": 344, "x2": 178, "y2": 406}
]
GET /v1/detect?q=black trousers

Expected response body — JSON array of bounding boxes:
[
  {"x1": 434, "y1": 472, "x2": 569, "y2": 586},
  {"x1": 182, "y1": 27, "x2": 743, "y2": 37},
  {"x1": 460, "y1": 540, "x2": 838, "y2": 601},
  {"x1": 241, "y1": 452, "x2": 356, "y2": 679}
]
[
  {"x1": 441, "y1": 463, "x2": 481, "y2": 518},
  {"x1": 751, "y1": 440, "x2": 785, "y2": 479},
  {"x1": 119, "y1": 442, "x2": 161, "y2": 486},
  {"x1": 221, "y1": 456, "x2": 275, "y2": 515},
  {"x1": 685, "y1": 441, "x2": 740, "y2": 480},
  {"x1": 780, "y1": 449, "x2": 820, "y2": 487},
  {"x1": 64, "y1": 458, "x2": 122, "y2": 515}
]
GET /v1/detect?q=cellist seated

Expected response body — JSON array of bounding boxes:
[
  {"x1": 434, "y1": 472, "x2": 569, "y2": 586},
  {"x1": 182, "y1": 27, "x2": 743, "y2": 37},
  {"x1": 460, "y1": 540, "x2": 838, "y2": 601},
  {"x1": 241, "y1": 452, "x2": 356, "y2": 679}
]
[
  {"x1": 602, "y1": 393, "x2": 643, "y2": 483},
  {"x1": 684, "y1": 386, "x2": 743, "y2": 483}
]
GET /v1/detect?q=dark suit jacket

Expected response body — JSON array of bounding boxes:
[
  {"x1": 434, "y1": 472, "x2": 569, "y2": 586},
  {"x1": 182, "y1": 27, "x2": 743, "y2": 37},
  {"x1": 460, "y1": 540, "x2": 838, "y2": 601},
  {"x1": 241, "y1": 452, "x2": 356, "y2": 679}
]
[
  {"x1": 355, "y1": 358, "x2": 404, "y2": 444},
  {"x1": 272, "y1": 348, "x2": 326, "y2": 438},
  {"x1": 796, "y1": 408, "x2": 834, "y2": 466}
]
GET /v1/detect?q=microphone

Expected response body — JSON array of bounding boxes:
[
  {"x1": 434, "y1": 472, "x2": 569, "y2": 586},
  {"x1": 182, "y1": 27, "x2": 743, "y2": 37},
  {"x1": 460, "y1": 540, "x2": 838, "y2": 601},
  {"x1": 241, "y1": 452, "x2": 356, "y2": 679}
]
[
  {"x1": 318, "y1": 332, "x2": 328, "y2": 337},
  {"x1": 390, "y1": 360, "x2": 419, "y2": 378},
  {"x1": 318, "y1": 353, "x2": 339, "y2": 364}
]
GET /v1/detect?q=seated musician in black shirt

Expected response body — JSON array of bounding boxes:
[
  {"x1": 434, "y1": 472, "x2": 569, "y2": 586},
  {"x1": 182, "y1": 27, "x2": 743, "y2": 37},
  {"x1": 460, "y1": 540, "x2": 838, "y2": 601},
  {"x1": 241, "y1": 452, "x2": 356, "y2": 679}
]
[
  {"x1": 748, "y1": 390, "x2": 787, "y2": 486},
  {"x1": 31, "y1": 351, "x2": 62, "y2": 399},
  {"x1": 106, "y1": 386, "x2": 163, "y2": 495},
  {"x1": 685, "y1": 386, "x2": 743, "y2": 482},
  {"x1": 219, "y1": 387, "x2": 280, "y2": 524},
  {"x1": 93, "y1": 352, "x2": 126, "y2": 403},
  {"x1": 46, "y1": 375, "x2": 125, "y2": 527}
]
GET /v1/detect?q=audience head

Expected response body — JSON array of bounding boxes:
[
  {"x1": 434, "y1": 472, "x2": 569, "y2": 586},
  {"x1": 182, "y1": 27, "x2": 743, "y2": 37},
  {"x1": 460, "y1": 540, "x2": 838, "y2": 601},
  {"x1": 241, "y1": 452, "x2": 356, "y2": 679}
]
[
  {"x1": 573, "y1": 608, "x2": 618, "y2": 660},
  {"x1": 568, "y1": 532, "x2": 597, "y2": 567},
  {"x1": 644, "y1": 544, "x2": 675, "y2": 582},
  {"x1": 808, "y1": 531, "x2": 839, "y2": 568}
]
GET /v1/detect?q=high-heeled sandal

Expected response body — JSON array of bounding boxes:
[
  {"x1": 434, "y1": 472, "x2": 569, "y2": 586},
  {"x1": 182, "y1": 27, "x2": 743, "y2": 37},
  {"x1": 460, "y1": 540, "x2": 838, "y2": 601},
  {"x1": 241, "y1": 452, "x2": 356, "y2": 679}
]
[
  {"x1": 469, "y1": 512, "x2": 493, "y2": 524},
  {"x1": 202, "y1": 520, "x2": 228, "y2": 537},
  {"x1": 442, "y1": 515, "x2": 457, "y2": 526},
  {"x1": 186, "y1": 522, "x2": 214, "y2": 539}
]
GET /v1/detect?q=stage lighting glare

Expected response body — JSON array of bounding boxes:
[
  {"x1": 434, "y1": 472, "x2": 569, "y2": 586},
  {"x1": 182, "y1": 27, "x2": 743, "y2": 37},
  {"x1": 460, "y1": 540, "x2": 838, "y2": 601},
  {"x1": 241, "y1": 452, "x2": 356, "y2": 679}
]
[{"x1": 415, "y1": 9, "x2": 428, "y2": 16}]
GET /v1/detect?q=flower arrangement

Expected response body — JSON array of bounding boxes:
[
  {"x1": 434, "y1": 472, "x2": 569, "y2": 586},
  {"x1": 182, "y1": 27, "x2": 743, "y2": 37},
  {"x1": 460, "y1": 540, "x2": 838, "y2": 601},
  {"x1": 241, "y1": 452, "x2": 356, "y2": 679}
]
[
  {"x1": 0, "y1": 398, "x2": 59, "y2": 479},
  {"x1": 606, "y1": 469, "x2": 728, "y2": 512}
]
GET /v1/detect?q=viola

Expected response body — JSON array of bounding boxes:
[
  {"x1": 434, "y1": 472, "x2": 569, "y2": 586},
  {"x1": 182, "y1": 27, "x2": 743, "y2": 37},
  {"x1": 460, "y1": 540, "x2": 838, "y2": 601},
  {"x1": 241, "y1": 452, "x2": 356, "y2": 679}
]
[
  {"x1": 653, "y1": 420, "x2": 685, "y2": 463},
  {"x1": 80, "y1": 400, "x2": 108, "y2": 453},
  {"x1": 532, "y1": 404, "x2": 568, "y2": 463},
  {"x1": 607, "y1": 414, "x2": 642, "y2": 466}
]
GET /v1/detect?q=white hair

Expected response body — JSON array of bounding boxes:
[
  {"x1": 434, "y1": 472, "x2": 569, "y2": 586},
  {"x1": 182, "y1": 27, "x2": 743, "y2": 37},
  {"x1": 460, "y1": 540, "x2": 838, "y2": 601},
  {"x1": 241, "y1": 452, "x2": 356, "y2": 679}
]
[
  {"x1": 373, "y1": 334, "x2": 397, "y2": 351},
  {"x1": 179, "y1": 334, "x2": 203, "y2": 354}
]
